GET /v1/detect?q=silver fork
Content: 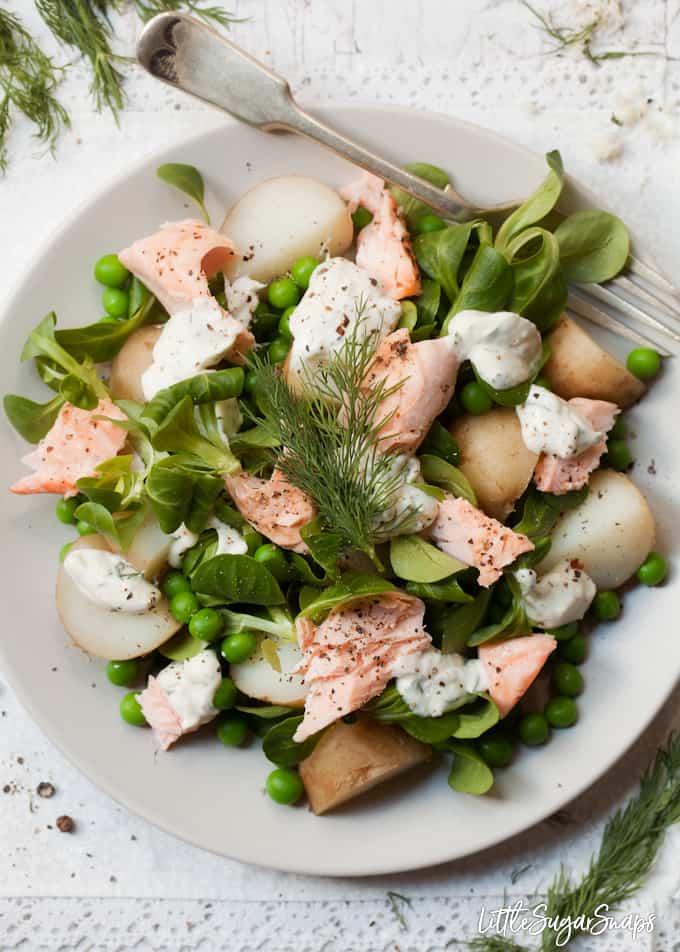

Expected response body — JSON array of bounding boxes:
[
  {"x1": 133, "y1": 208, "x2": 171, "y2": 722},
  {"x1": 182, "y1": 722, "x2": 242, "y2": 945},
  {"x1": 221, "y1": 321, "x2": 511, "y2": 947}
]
[{"x1": 137, "y1": 12, "x2": 679, "y2": 357}]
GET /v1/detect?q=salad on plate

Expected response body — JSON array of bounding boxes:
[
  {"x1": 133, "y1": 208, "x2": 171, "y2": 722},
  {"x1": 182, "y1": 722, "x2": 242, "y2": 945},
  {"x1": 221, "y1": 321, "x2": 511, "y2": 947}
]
[{"x1": 4, "y1": 153, "x2": 667, "y2": 814}]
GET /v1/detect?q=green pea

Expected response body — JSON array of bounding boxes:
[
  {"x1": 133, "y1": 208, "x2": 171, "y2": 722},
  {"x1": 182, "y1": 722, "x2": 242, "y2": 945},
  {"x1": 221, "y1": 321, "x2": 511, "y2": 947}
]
[
  {"x1": 59, "y1": 542, "x2": 72, "y2": 563},
  {"x1": 415, "y1": 214, "x2": 446, "y2": 234},
  {"x1": 636, "y1": 551, "x2": 667, "y2": 587},
  {"x1": 244, "y1": 369, "x2": 259, "y2": 395},
  {"x1": 278, "y1": 306, "x2": 295, "y2": 341},
  {"x1": 267, "y1": 277, "x2": 300, "y2": 310},
  {"x1": 548, "y1": 621, "x2": 580, "y2": 642},
  {"x1": 592, "y1": 590, "x2": 621, "y2": 622},
  {"x1": 605, "y1": 439, "x2": 632, "y2": 471},
  {"x1": 216, "y1": 713, "x2": 249, "y2": 747},
  {"x1": 221, "y1": 631, "x2": 258, "y2": 664},
  {"x1": 460, "y1": 381, "x2": 492, "y2": 415},
  {"x1": 55, "y1": 497, "x2": 79, "y2": 525},
  {"x1": 213, "y1": 677, "x2": 238, "y2": 711},
  {"x1": 627, "y1": 347, "x2": 661, "y2": 381},
  {"x1": 94, "y1": 253, "x2": 130, "y2": 288},
  {"x1": 518, "y1": 712, "x2": 550, "y2": 746},
  {"x1": 552, "y1": 661, "x2": 584, "y2": 697},
  {"x1": 558, "y1": 634, "x2": 587, "y2": 665},
  {"x1": 107, "y1": 659, "x2": 139, "y2": 687},
  {"x1": 477, "y1": 732, "x2": 515, "y2": 767},
  {"x1": 188, "y1": 607, "x2": 224, "y2": 642},
  {"x1": 128, "y1": 276, "x2": 150, "y2": 317},
  {"x1": 169, "y1": 590, "x2": 200, "y2": 624},
  {"x1": 351, "y1": 206, "x2": 373, "y2": 230},
  {"x1": 102, "y1": 287, "x2": 129, "y2": 318},
  {"x1": 534, "y1": 375, "x2": 551, "y2": 390},
  {"x1": 545, "y1": 696, "x2": 578, "y2": 729},
  {"x1": 120, "y1": 691, "x2": 146, "y2": 727},
  {"x1": 609, "y1": 414, "x2": 626, "y2": 440},
  {"x1": 242, "y1": 526, "x2": 265, "y2": 555},
  {"x1": 162, "y1": 570, "x2": 192, "y2": 600},
  {"x1": 266, "y1": 767, "x2": 304, "y2": 805},
  {"x1": 290, "y1": 256, "x2": 319, "y2": 290},
  {"x1": 253, "y1": 543, "x2": 290, "y2": 582},
  {"x1": 76, "y1": 520, "x2": 95, "y2": 536},
  {"x1": 268, "y1": 336, "x2": 290, "y2": 364}
]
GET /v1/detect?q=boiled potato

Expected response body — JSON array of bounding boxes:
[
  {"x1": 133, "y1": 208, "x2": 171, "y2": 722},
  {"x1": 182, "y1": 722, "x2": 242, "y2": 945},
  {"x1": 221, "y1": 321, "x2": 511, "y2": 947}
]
[
  {"x1": 449, "y1": 408, "x2": 538, "y2": 519},
  {"x1": 543, "y1": 316, "x2": 645, "y2": 409},
  {"x1": 56, "y1": 535, "x2": 181, "y2": 660},
  {"x1": 230, "y1": 640, "x2": 307, "y2": 708},
  {"x1": 109, "y1": 325, "x2": 161, "y2": 403},
  {"x1": 299, "y1": 715, "x2": 431, "y2": 815},
  {"x1": 537, "y1": 469, "x2": 655, "y2": 589},
  {"x1": 221, "y1": 176, "x2": 353, "y2": 283},
  {"x1": 114, "y1": 513, "x2": 172, "y2": 582}
]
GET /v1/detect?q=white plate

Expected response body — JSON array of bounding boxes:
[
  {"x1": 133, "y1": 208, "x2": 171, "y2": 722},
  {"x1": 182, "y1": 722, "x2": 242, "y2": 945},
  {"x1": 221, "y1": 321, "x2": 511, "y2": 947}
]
[{"x1": 0, "y1": 105, "x2": 677, "y2": 876}]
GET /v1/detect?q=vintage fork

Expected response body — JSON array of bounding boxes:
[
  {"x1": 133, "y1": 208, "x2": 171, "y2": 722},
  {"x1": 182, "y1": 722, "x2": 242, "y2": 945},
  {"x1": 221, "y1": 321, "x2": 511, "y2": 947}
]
[{"x1": 137, "y1": 12, "x2": 679, "y2": 357}]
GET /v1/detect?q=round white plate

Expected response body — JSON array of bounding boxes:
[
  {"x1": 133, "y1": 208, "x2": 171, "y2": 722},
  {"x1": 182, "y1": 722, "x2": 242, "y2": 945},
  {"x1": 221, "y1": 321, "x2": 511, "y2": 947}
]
[{"x1": 0, "y1": 105, "x2": 676, "y2": 876}]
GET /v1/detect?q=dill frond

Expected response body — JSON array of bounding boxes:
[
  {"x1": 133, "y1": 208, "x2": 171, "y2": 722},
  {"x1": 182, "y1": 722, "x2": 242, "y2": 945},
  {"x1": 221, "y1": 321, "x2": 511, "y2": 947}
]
[
  {"x1": 467, "y1": 939, "x2": 527, "y2": 952},
  {"x1": 132, "y1": 0, "x2": 240, "y2": 28},
  {"x1": 522, "y1": 1, "x2": 650, "y2": 65},
  {"x1": 0, "y1": 9, "x2": 69, "y2": 172},
  {"x1": 36, "y1": 0, "x2": 128, "y2": 118}
]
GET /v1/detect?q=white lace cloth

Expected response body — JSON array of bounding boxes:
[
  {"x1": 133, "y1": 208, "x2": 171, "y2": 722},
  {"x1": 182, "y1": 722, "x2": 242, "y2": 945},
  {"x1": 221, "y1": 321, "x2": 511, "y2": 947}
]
[{"x1": 3, "y1": 0, "x2": 680, "y2": 948}]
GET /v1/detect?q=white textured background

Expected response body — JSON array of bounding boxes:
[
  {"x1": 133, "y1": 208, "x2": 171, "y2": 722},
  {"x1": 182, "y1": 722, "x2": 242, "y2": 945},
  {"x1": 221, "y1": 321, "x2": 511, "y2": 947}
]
[{"x1": 3, "y1": 1, "x2": 680, "y2": 949}]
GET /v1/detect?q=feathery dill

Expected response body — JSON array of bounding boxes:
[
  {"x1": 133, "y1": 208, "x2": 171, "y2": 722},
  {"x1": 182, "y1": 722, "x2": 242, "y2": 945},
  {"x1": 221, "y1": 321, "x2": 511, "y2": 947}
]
[
  {"x1": 36, "y1": 0, "x2": 128, "y2": 118},
  {"x1": 467, "y1": 938, "x2": 527, "y2": 952},
  {"x1": 0, "y1": 9, "x2": 69, "y2": 172},
  {"x1": 249, "y1": 315, "x2": 409, "y2": 563},
  {"x1": 386, "y1": 891, "x2": 412, "y2": 931},
  {"x1": 522, "y1": 1, "x2": 649, "y2": 65},
  {"x1": 132, "y1": 0, "x2": 239, "y2": 28}
]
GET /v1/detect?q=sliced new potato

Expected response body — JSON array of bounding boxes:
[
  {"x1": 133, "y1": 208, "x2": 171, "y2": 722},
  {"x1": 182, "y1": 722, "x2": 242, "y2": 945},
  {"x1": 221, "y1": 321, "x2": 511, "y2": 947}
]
[
  {"x1": 221, "y1": 176, "x2": 353, "y2": 283},
  {"x1": 109, "y1": 325, "x2": 162, "y2": 403},
  {"x1": 543, "y1": 316, "x2": 645, "y2": 409},
  {"x1": 449, "y1": 408, "x2": 538, "y2": 520},
  {"x1": 56, "y1": 535, "x2": 181, "y2": 660},
  {"x1": 230, "y1": 640, "x2": 307, "y2": 708},
  {"x1": 537, "y1": 469, "x2": 655, "y2": 589},
  {"x1": 113, "y1": 513, "x2": 172, "y2": 582},
  {"x1": 299, "y1": 715, "x2": 432, "y2": 815}
]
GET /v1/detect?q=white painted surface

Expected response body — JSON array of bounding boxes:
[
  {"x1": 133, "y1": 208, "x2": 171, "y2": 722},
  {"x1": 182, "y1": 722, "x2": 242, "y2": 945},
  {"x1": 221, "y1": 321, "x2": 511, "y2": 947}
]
[{"x1": 2, "y1": 1, "x2": 680, "y2": 948}]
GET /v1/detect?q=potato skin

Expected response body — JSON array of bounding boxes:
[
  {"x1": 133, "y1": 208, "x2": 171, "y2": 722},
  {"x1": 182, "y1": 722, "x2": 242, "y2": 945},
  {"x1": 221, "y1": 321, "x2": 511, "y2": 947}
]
[
  {"x1": 543, "y1": 316, "x2": 645, "y2": 409},
  {"x1": 449, "y1": 408, "x2": 538, "y2": 520},
  {"x1": 109, "y1": 325, "x2": 162, "y2": 403},
  {"x1": 299, "y1": 715, "x2": 431, "y2": 815},
  {"x1": 537, "y1": 469, "x2": 655, "y2": 589}
]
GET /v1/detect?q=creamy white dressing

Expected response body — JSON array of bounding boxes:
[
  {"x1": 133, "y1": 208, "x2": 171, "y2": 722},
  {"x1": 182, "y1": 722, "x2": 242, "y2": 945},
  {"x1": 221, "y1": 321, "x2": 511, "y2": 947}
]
[
  {"x1": 516, "y1": 385, "x2": 603, "y2": 457},
  {"x1": 64, "y1": 549, "x2": 161, "y2": 613},
  {"x1": 446, "y1": 309, "x2": 543, "y2": 390},
  {"x1": 141, "y1": 297, "x2": 240, "y2": 399},
  {"x1": 515, "y1": 559, "x2": 596, "y2": 629},
  {"x1": 168, "y1": 518, "x2": 248, "y2": 569},
  {"x1": 394, "y1": 648, "x2": 488, "y2": 718},
  {"x1": 287, "y1": 257, "x2": 401, "y2": 387},
  {"x1": 371, "y1": 455, "x2": 439, "y2": 540},
  {"x1": 225, "y1": 276, "x2": 264, "y2": 327},
  {"x1": 156, "y1": 649, "x2": 221, "y2": 730}
]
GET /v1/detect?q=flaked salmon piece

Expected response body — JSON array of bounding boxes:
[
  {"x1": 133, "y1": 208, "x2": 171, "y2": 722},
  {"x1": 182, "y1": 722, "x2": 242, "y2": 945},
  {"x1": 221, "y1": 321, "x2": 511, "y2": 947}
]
[
  {"x1": 137, "y1": 676, "x2": 183, "y2": 751},
  {"x1": 340, "y1": 172, "x2": 421, "y2": 300},
  {"x1": 534, "y1": 398, "x2": 619, "y2": 494},
  {"x1": 10, "y1": 399, "x2": 127, "y2": 497},
  {"x1": 118, "y1": 219, "x2": 239, "y2": 316},
  {"x1": 361, "y1": 328, "x2": 459, "y2": 454},
  {"x1": 479, "y1": 634, "x2": 557, "y2": 717},
  {"x1": 225, "y1": 468, "x2": 316, "y2": 554},
  {"x1": 425, "y1": 494, "x2": 534, "y2": 587},
  {"x1": 293, "y1": 592, "x2": 431, "y2": 742}
]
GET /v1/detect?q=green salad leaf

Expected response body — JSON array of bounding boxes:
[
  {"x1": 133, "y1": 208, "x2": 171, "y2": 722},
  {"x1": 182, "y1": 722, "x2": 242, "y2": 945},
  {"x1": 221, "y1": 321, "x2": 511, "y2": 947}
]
[
  {"x1": 156, "y1": 162, "x2": 210, "y2": 224},
  {"x1": 398, "y1": 300, "x2": 418, "y2": 332},
  {"x1": 159, "y1": 631, "x2": 206, "y2": 662},
  {"x1": 151, "y1": 395, "x2": 240, "y2": 475},
  {"x1": 555, "y1": 209, "x2": 630, "y2": 283},
  {"x1": 191, "y1": 554, "x2": 285, "y2": 606},
  {"x1": 55, "y1": 293, "x2": 165, "y2": 363},
  {"x1": 419, "y1": 454, "x2": 477, "y2": 505},
  {"x1": 390, "y1": 535, "x2": 467, "y2": 584},
  {"x1": 299, "y1": 518, "x2": 343, "y2": 578},
  {"x1": 413, "y1": 277, "x2": 441, "y2": 326},
  {"x1": 414, "y1": 221, "x2": 480, "y2": 302},
  {"x1": 145, "y1": 459, "x2": 195, "y2": 533},
  {"x1": 389, "y1": 161, "x2": 450, "y2": 231},
  {"x1": 142, "y1": 368, "x2": 244, "y2": 428},
  {"x1": 447, "y1": 741, "x2": 495, "y2": 795},
  {"x1": 420, "y1": 422, "x2": 459, "y2": 466},
  {"x1": 452, "y1": 696, "x2": 500, "y2": 739},
  {"x1": 495, "y1": 150, "x2": 564, "y2": 253},
  {"x1": 435, "y1": 589, "x2": 491, "y2": 653},
  {"x1": 220, "y1": 606, "x2": 295, "y2": 641},
  {"x1": 443, "y1": 242, "x2": 513, "y2": 330},
  {"x1": 506, "y1": 226, "x2": 567, "y2": 333},
  {"x1": 236, "y1": 704, "x2": 297, "y2": 719},
  {"x1": 404, "y1": 576, "x2": 473, "y2": 604},
  {"x1": 261, "y1": 714, "x2": 322, "y2": 766},
  {"x1": 466, "y1": 576, "x2": 528, "y2": 647},
  {"x1": 3, "y1": 392, "x2": 64, "y2": 443},
  {"x1": 298, "y1": 571, "x2": 397, "y2": 622}
]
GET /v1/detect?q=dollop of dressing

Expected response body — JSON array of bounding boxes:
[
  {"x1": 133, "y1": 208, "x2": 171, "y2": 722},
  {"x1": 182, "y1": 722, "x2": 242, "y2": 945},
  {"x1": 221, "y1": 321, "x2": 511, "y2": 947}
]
[
  {"x1": 394, "y1": 648, "x2": 488, "y2": 718},
  {"x1": 287, "y1": 257, "x2": 401, "y2": 387},
  {"x1": 515, "y1": 559, "x2": 596, "y2": 629},
  {"x1": 141, "y1": 297, "x2": 240, "y2": 399},
  {"x1": 371, "y1": 455, "x2": 439, "y2": 540},
  {"x1": 225, "y1": 276, "x2": 264, "y2": 327},
  {"x1": 516, "y1": 385, "x2": 603, "y2": 457},
  {"x1": 156, "y1": 649, "x2": 221, "y2": 730},
  {"x1": 64, "y1": 549, "x2": 161, "y2": 613},
  {"x1": 446, "y1": 310, "x2": 543, "y2": 390},
  {"x1": 168, "y1": 519, "x2": 248, "y2": 569}
]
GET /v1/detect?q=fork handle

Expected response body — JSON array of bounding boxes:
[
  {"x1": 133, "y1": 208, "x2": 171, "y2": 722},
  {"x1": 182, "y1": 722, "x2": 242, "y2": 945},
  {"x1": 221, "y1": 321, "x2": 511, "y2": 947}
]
[{"x1": 136, "y1": 12, "x2": 502, "y2": 221}]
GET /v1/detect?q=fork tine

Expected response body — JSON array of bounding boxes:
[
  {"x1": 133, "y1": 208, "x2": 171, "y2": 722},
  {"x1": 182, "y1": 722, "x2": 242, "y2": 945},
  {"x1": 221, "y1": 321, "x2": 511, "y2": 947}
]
[
  {"x1": 627, "y1": 254, "x2": 680, "y2": 297},
  {"x1": 567, "y1": 292, "x2": 673, "y2": 357},
  {"x1": 613, "y1": 272, "x2": 680, "y2": 321},
  {"x1": 580, "y1": 283, "x2": 680, "y2": 345}
]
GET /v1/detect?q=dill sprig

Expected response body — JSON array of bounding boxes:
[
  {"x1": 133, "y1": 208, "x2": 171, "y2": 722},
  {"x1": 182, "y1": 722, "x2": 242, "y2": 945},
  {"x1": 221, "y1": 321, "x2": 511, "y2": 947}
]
[
  {"x1": 132, "y1": 0, "x2": 240, "y2": 28},
  {"x1": 36, "y1": 0, "x2": 128, "y2": 118},
  {"x1": 0, "y1": 9, "x2": 69, "y2": 172},
  {"x1": 249, "y1": 316, "x2": 411, "y2": 563},
  {"x1": 522, "y1": 1, "x2": 650, "y2": 65}
]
